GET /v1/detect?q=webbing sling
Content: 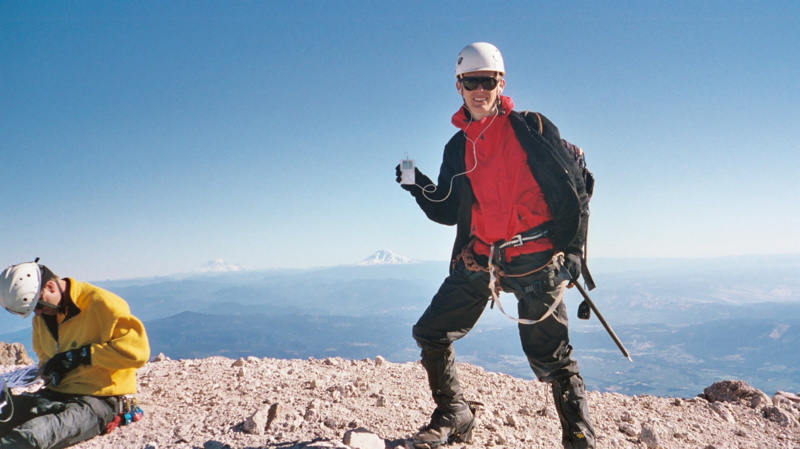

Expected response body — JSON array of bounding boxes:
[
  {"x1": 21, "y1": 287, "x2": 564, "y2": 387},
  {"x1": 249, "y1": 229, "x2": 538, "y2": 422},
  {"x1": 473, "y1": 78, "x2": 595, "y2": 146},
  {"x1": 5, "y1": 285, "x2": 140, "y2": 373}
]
[{"x1": 487, "y1": 250, "x2": 570, "y2": 325}]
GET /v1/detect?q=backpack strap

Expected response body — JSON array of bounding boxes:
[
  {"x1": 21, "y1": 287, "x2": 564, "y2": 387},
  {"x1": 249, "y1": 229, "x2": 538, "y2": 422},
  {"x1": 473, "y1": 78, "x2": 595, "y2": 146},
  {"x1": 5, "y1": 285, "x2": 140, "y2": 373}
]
[{"x1": 531, "y1": 112, "x2": 543, "y2": 134}]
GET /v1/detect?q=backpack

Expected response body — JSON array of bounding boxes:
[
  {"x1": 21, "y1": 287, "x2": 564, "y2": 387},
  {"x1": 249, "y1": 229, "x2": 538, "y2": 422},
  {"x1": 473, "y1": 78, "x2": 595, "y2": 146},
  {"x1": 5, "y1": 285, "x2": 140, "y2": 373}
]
[{"x1": 523, "y1": 111, "x2": 597, "y2": 290}]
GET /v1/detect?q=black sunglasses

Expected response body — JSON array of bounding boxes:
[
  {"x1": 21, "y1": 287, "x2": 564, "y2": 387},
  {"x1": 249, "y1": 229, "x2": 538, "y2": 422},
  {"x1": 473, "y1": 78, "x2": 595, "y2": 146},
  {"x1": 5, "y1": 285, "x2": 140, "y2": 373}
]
[{"x1": 460, "y1": 77, "x2": 499, "y2": 91}]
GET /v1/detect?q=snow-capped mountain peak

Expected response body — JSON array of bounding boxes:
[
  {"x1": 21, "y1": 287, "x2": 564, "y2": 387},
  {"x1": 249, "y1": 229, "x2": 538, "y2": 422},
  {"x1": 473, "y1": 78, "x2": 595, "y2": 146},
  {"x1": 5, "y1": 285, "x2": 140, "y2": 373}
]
[
  {"x1": 193, "y1": 259, "x2": 248, "y2": 273},
  {"x1": 354, "y1": 250, "x2": 419, "y2": 266}
]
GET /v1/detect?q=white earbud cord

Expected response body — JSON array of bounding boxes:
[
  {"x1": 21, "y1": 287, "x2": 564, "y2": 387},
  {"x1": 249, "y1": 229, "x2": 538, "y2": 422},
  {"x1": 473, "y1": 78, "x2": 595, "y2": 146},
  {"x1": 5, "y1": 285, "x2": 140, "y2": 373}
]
[{"x1": 418, "y1": 108, "x2": 499, "y2": 203}]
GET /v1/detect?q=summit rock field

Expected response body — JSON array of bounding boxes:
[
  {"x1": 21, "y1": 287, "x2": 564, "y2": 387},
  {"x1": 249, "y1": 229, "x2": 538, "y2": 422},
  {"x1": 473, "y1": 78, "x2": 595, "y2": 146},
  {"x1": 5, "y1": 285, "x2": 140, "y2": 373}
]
[{"x1": 2, "y1": 350, "x2": 799, "y2": 449}]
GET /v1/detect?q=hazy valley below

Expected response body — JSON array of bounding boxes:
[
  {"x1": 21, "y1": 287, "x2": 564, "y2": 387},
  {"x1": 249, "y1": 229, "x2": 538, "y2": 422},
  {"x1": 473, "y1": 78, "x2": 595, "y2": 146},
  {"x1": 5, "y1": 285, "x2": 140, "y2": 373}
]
[{"x1": 2, "y1": 253, "x2": 798, "y2": 398}]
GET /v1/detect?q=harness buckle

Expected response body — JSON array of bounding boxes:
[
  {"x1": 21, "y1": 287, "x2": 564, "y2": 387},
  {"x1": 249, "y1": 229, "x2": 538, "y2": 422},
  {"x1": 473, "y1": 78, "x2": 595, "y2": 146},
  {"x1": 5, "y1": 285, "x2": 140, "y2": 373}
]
[
  {"x1": 498, "y1": 226, "x2": 551, "y2": 251},
  {"x1": 505, "y1": 234, "x2": 524, "y2": 247}
]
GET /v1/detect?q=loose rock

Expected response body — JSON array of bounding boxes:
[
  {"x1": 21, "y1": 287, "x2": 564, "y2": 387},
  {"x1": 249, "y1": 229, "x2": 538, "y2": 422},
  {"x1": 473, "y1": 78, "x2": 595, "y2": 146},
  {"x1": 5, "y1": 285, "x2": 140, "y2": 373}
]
[{"x1": 1, "y1": 355, "x2": 797, "y2": 449}]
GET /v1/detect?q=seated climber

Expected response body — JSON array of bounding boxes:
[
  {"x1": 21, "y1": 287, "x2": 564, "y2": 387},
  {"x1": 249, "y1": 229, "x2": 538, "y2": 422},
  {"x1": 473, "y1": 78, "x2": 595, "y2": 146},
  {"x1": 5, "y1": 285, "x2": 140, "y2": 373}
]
[{"x1": 0, "y1": 260, "x2": 150, "y2": 449}]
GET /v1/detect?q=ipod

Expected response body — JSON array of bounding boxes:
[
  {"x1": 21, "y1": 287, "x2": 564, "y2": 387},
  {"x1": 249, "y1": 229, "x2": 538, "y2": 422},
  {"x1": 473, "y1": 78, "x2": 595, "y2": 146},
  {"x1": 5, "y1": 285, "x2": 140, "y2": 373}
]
[{"x1": 400, "y1": 159, "x2": 415, "y2": 185}]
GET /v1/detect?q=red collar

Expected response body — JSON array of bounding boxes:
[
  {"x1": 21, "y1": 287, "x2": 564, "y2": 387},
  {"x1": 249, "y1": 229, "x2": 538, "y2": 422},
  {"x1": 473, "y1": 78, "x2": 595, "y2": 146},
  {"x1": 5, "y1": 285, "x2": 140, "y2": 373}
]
[{"x1": 451, "y1": 95, "x2": 515, "y2": 130}]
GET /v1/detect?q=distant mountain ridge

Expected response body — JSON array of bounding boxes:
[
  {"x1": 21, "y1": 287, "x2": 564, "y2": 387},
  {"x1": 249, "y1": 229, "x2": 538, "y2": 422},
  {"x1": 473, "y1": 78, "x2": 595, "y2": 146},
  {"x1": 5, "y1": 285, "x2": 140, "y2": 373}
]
[
  {"x1": 353, "y1": 250, "x2": 420, "y2": 266},
  {"x1": 191, "y1": 251, "x2": 419, "y2": 273},
  {"x1": 2, "y1": 254, "x2": 798, "y2": 397}
]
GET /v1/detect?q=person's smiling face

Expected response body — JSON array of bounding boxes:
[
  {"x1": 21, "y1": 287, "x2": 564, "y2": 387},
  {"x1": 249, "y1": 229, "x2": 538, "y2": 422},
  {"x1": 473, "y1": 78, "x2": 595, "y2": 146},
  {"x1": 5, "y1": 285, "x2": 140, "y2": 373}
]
[{"x1": 457, "y1": 70, "x2": 505, "y2": 119}]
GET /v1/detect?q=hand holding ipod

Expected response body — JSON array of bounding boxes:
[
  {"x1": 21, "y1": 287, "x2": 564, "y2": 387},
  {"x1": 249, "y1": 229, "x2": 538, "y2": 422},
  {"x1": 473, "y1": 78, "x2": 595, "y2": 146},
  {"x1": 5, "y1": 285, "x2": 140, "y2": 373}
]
[{"x1": 396, "y1": 161, "x2": 429, "y2": 192}]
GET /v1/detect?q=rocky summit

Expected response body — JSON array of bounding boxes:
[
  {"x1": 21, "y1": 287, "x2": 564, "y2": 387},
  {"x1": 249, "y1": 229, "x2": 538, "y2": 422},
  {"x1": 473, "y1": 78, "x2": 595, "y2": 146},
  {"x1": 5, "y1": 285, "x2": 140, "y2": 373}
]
[
  {"x1": 2, "y1": 351, "x2": 799, "y2": 449},
  {"x1": 0, "y1": 342, "x2": 33, "y2": 366}
]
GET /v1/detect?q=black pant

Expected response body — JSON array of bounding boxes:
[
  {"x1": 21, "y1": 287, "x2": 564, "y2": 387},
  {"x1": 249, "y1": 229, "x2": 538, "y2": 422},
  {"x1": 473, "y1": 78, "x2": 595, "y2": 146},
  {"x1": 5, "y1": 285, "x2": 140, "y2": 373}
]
[
  {"x1": 412, "y1": 249, "x2": 580, "y2": 383},
  {"x1": 0, "y1": 389, "x2": 118, "y2": 449}
]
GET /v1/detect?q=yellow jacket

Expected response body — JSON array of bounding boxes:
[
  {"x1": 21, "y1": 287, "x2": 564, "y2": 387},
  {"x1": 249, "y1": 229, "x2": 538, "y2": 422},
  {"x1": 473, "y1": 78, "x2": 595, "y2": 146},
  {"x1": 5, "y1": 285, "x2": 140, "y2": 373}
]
[{"x1": 32, "y1": 279, "x2": 150, "y2": 396}]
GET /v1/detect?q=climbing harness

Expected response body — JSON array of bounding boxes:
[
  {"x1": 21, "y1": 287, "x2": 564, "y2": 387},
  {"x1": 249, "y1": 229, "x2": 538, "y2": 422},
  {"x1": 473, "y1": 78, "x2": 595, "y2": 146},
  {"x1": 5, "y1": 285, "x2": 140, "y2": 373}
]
[
  {"x1": 454, "y1": 240, "x2": 569, "y2": 325},
  {"x1": 488, "y1": 248, "x2": 569, "y2": 325},
  {"x1": 494, "y1": 221, "x2": 554, "y2": 262},
  {"x1": 104, "y1": 395, "x2": 144, "y2": 434},
  {"x1": 498, "y1": 227, "x2": 550, "y2": 248}
]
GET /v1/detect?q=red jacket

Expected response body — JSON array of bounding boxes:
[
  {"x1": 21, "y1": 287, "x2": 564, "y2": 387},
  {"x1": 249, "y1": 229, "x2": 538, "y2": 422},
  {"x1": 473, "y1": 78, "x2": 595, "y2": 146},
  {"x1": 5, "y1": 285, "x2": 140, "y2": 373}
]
[{"x1": 452, "y1": 96, "x2": 554, "y2": 260}]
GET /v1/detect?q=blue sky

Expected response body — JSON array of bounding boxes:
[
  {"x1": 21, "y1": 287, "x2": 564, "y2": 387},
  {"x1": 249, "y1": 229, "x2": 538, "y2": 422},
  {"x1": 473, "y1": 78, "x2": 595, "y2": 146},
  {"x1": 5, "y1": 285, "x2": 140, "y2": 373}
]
[{"x1": 1, "y1": 1, "x2": 798, "y2": 281}]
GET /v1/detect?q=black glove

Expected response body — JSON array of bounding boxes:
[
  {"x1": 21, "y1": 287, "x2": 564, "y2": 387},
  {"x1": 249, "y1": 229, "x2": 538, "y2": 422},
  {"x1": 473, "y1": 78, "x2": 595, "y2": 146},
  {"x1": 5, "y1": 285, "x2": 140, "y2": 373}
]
[
  {"x1": 394, "y1": 165, "x2": 433, "y2": 194},
  {"x1": 563, "y1": 252, "x2": 582, "y2": 283},
  {"x1": 395, "y1": 164, "x2": 414, "y2": 191},
  {"x1": 42, "y1": 345, "x2": 92, "y2": 386}
]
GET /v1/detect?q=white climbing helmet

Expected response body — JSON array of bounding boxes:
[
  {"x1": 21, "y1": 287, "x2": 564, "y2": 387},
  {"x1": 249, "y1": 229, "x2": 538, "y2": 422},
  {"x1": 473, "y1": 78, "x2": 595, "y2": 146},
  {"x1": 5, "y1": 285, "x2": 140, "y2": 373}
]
[
  {"x1": 455, "y1": 42, "x2": 505, "y2": 78},
  {"x1": 0, "y1": 262, "x2": 42, "y2": 318}
]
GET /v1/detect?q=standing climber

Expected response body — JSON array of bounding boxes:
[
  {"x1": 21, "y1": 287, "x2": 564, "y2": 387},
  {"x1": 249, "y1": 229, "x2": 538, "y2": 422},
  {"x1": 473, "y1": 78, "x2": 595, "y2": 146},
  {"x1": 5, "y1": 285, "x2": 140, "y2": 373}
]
[
  {"x1": 396, "y1": 42, "x2": 595, "y2": 448},
  {"x1": 0, "y1": 260, "x2": 150, "y2": 448}
]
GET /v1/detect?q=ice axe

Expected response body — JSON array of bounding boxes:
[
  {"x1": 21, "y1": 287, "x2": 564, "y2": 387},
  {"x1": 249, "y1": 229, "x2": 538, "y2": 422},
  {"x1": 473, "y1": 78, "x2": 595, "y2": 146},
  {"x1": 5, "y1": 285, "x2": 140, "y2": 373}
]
[{"x1": 573, "y1": 282, "x2": 633, "y2": 362}]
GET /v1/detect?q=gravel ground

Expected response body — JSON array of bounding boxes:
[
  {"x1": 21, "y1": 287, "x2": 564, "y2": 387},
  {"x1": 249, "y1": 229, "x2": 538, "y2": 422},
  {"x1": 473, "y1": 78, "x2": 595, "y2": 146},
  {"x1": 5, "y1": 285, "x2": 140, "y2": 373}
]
[{"x1": 3, "y1": 356, "x2": 800, "y2": 449}]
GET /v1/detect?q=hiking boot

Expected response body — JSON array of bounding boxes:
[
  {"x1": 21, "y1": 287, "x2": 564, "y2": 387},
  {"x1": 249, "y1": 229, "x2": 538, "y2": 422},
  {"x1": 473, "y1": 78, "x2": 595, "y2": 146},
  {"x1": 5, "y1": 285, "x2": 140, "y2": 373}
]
[
  {"x1": 412, "y1": 348, "x2": 477, "y2": 448},
  {"x1": 552, "y1": 374, "x2": 596, "y2": 449},
  {"x1": 412, "y1": 404, "x2": 475, "y2": 449}
]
